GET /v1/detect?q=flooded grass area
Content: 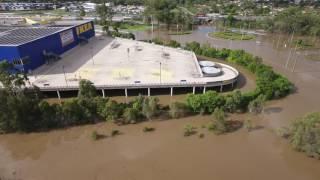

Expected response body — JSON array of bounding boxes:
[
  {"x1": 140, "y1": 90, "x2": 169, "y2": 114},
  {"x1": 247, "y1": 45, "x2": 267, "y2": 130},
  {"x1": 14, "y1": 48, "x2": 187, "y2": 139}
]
[{"x1": 209, "y1": 31, "x2": 255, "y2": 40}]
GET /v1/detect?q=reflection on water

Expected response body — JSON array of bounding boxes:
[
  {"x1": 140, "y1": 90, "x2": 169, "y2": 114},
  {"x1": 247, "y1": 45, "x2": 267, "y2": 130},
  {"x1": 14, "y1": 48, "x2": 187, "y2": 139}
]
[{"x1": 196, "y1": 26, "x2": 215, "y2": 34}]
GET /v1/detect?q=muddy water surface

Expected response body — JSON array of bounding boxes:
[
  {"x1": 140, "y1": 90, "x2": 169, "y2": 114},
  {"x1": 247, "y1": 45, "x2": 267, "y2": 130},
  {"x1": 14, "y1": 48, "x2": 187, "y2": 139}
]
[{"x1": 1, "y1": 115, "x2": 320, "y2": 180}]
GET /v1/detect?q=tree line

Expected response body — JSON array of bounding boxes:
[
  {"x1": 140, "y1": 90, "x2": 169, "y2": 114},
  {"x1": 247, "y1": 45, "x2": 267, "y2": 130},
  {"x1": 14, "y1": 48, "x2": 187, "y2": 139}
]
[
  {"x1": 219, "y1": 7, "x2": 320, "y2": 38},
  {"x1": 265, "y1": 6, "x2": 320, "y2": 36}
]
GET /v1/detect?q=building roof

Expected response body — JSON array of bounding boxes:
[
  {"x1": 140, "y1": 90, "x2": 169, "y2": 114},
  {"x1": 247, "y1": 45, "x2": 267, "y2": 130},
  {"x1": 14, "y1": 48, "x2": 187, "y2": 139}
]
[
  {"x1": 0, "y1": 20, "x2": 93, "y2": 46},
  {"x1": 0, "y1": 26, "x2": 67, "y2": 46}
]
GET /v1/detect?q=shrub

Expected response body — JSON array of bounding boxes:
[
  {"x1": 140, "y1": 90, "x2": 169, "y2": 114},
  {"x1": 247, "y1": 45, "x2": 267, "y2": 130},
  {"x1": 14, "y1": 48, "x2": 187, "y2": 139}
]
[
  {"x1": 243, "y1": 119, "x2": 253, "y2": 132},
  {"x1": 184, "y1": 124, "x2": 197, "y2": 136},
  {"x1": 111, "y1": 129, "x2": 120, "y2": 137},
  {"x1": 101, "y1": 100, "x2": 125, "y2": 121},
  {"x1": 111, "y1": 31, "x2": 135, "y2": 40},
  {"x1": 91, "y1": 130, "x2": 98, "y2": 140},
  {"x1": 152, "y1": 38, "x2": 164, "y2": 45},
  {"x1": 143, "y1": 126, "x2": 155, "y2": 132},
  {"x1": 169, "y1": 101, "x2": 189, "y2": 118},
  {"x1": 199, "y1": 133, "x2": 205, "y2": 138},
  {"x1": 123, "y1": 107, "x2": 140, "y2": 124},
  {"x1": 276, "y1": 127, "x2": 290, "y2": 138},
  {"x1": 167, "y1": 40, "x2": 181, "y2": 48}
]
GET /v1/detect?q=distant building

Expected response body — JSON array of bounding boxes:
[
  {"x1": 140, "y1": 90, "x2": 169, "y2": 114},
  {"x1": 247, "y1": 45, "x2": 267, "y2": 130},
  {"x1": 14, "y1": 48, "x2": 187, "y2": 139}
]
[{"x1": 0, "y1": 2, "x2": 54, "y2": 11}]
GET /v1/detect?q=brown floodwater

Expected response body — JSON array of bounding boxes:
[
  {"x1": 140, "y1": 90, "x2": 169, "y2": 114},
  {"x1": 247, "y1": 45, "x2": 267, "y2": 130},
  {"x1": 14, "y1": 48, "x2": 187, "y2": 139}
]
[
  {"x1": 1, "y1": 25, "x2": 320, "y2": 180},
  {"x1": 1, "y1": 115, "x2": 320, "y2": 180}
]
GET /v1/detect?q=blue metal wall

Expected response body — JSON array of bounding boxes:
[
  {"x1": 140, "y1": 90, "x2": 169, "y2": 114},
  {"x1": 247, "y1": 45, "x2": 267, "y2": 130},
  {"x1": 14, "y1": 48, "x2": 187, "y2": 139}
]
[
  {"x1": 0, "y1": 46, "x2": 20, "y2": 65},
  {"x1": 0, "y1": 21, "x2": 95, "y2": 72},
  {"x1": 0, "y1": 46, "x2": 20, "y2": 59}
]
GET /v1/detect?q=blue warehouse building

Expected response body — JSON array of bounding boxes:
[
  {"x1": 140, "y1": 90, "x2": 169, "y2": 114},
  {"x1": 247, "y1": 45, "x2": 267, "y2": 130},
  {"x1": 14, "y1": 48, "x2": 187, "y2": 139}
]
[{"x1": 0, "y1": 20, "x2": 95, "y2": 72}]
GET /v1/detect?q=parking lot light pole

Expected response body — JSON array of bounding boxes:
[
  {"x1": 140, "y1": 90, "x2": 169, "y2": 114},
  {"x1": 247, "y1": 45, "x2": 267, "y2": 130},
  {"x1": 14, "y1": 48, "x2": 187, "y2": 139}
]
[
  {"x1": 91, "y1": 46, "x2": 94, "y2": 65},
  {"x1": 62, "y1": 65, "x2": 68, "y2": 86},
  {"x1": 160, "y1": 62, "x2": 162, "y2": 84}
]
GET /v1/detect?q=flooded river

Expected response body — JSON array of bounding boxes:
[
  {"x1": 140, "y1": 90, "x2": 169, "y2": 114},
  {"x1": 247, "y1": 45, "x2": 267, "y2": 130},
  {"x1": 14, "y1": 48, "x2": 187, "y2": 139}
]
[
  {"x1": 0, "y1": 26, "x2": 320, "y2": 179},
  {"x1": 1, "y1": 115, "x2": 320, "y2": 180}
]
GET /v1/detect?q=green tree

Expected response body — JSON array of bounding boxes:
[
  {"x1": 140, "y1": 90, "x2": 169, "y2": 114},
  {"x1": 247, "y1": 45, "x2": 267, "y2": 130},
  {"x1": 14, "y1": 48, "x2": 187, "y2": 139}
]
[
  {"x1": 80, "y1": 7, "x2": 86, "y2": 17},
  {"x1": 224, "y1": 90, "x2": 243, "y2": 113},
  {"x1": 0, "y1": 61, "x2": 27, "y2": 95},
  {"x1": 61, "y1": 99, "x2": 92, "y2": 125},
  {"x1": 96, "y1": 0, "x2": 114, "y2": 33},
  {"x1": 0, "y1": 61, "x2": 42, "y2": 133},
  {"x1": 203, "y1": 91, "x2": 225, "y2": 113},
  {"x1": 145, "y1": 0, "x2": 177, "y2": 29},
  {"x1": 38, "y1": 101, "x2": 62, "y2": 130},
  {"x1": 186, "y1": 93, "x2": 204, "y2": 113},
  {"x1": 78, "y1": 79, "x2": 97, "y2": 98}
]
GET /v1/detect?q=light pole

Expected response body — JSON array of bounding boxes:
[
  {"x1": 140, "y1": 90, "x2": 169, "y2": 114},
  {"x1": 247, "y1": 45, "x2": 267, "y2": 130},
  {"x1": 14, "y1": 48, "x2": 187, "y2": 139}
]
[
  {"x1": 285, "y1": 43, "x2": 298, "y2": 69},
  {"x1": 291, "y1": 51, "x2": 300, "y2": 72},
  {"x1": 62, "y1": 65, "x2": 68, "y2": 86},
  {"x1": 127, "y1": 47, "x2": 130, "y2": 61},
  {"x1": 91, "y1": 45, "x2": 94, "y2": 65},
  {"x1": 151, "y1": 15, "x2": 154, "y2": 40},
  {"x1": 159, "y1": 62, "x2": 162, "y2": 84}
]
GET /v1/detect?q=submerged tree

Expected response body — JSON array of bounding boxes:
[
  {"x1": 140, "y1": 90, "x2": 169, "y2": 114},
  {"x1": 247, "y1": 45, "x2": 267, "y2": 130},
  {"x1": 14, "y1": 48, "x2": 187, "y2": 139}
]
[
  {"x1": 169, "y1": 101, "x2": 189, "y2": 119},
  {"x1": 140, "y1": 96, "x2": 160, "y2": 120},
  {"x1": 248, "y1": 95, "x2": 266, "y2": 115},
  {"x1": 208, "y1": 108, "x2": 228, "y2": 135},
  {"x1": 288, "y1": 112, "x2": 320, "y2": 159}
]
